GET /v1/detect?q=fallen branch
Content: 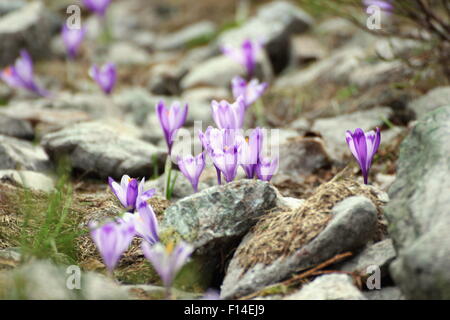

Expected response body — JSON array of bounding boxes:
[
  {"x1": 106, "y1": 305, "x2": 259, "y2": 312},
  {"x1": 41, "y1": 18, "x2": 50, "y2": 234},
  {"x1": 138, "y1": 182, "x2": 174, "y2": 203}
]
[{"x1": 239, "y1": 251, "x2": 353, "y2": 300}]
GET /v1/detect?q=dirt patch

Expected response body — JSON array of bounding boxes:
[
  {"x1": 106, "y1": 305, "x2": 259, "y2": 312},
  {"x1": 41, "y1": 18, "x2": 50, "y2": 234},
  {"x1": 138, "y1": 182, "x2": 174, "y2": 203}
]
[{"x1": 236, "y1": 178, "x2": 386, "y2": 271}]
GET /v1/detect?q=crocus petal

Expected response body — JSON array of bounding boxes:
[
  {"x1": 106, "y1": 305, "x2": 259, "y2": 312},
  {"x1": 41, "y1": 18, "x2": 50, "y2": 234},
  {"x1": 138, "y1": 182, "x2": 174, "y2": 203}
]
[
  {"x1": 345, "y1": 128, "x2": 381, "y2": 184},
  {"x1": 126, "y1": 179, "x2": 138, "y2": 211},
  {"x1": 89, "y1": 220, "x2": 135, "y2": 272}
]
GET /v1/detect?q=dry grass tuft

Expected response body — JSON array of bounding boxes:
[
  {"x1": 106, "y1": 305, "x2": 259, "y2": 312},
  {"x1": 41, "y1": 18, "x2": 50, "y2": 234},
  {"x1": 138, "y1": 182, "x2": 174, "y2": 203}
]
[{"x1": 236, "y1": 178, "x2": 385, "y2": 271}]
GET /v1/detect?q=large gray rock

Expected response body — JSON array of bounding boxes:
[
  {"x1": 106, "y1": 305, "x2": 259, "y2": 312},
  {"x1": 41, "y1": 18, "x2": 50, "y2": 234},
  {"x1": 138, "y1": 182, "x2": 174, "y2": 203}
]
[
  {"x1": 107, "y1": 42, "x2": 151, "y2": 66},
  {"x1": 275, "y1": 47, "x2": 365, "y2": 88},
  {"x1": 0, "y1": 260, "x2": 129, "y2": 300},
  {"x1": 221, "y1": 195, "x2": 378, "y2": 299},
  {"x1": 161, "y1": 180, "x2": 279, "y2": 256},
  {"x1": 408, "y1": 86, "x2": 450, "y2": 119},
  {"x1": 337, "y1": 239, "x2": 396, "y2": 279},
  {"x1": 0, "y1": 2, "x2": 54, "y2": 66},
  {"x1": 385, "y1": 105, "x2": 450, "y2": 299},
  {"x1": 285, "y1": 274, "x2": 366, "y2": 300},
  {"x1": 41, "y1": 122, "x2": 165, "y2": 179},
  {"x1": 278, "y1": 137, "x2": 332, "y2": 177},
  {"x1": 0, "y1": 114, "x2": 34, "y2": 140},
  {"x1": 312, "y1": 107, "x2": 392, "y2": 161},
  {"x1": 364, "y1": 286, "x2": 405, "y2": 300},
  {"x1": 0, "y1": 135, "x2": 50, "y2": 171},
  {"x1": 217, "y1": 1, "x2": 314, "y2": 74},
  {"x1": 155, "y1": 21, "x2": 216, "y2": 51},
  {"x1": 0, "y1": 0, "x2": 26, "y2": 17},
  {"x1": 180, "y1": 54, "x2": 272, "y2": 90},
  {"x1": 349, "y1": 61, "x2": 411, "y2": 89}
]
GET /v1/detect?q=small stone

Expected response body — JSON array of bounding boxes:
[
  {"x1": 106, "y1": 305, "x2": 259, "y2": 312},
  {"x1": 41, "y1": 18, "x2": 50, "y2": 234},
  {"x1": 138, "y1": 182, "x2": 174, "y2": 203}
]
[
  {"x1": 275, "y1": 47, "x2": 365, "y2": 88},
  {"x1": 0, "y1": 114, "x2": 34, "y2": 140},
  {"x1": 311, "y1": 107, "x2": 392, "y2": 161},
  {"x1": 364, "y1": 286, "x2": 405, "y2": 300},
  {"x1": 0, "y1": 135, "x2": 50, "y2": 172},
  {"x1": 408, "y1": 86, "x2": 450, "y2": 119},
  {"x1": 41, "y1": 121, "x2": 165, "y2": 179},
  {"x1": 290, "y1": 35, "x2": 327, "y2": 66},
  {"x1": 278, "y1": 137, "x2": 332, "y2": 177},
  {"x1": 349, "y1": 61, "x2": 412, "y2": 89},
  {"x1": 107, "y1": 42, "x2": 151, "y2": 66},
  {"x1": 285, "y1": 274, "x2": 366, "y2": 300},
  {"x1": 0, "y1": 2, "x2": 54, "y2": 66},
  {"x1": 180, "y1": 54, "x2": 272, "y2": 90},
  {"x1": 155, "y1": 21, "x2": 216, "y2": 51},
  {"x1": 0, "y1": 170, "x2": 54, "y2": 192},
  {"x1": 337, "y1": 239, "x2": 396, "y2": 278},
  {"x1": 161, "y1": 180, "x2": 279, "y2": 256}
]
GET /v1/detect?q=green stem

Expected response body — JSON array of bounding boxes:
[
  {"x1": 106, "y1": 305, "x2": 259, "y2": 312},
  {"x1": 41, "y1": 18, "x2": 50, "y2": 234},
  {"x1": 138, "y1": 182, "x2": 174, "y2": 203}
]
[{"x1": 164, "y1": 157, "x2": 173, "y2": 200}]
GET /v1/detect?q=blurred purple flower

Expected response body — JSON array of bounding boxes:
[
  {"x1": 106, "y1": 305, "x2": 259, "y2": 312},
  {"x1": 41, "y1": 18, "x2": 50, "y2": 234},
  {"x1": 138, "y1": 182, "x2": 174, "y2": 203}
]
[
  {"x1": 61, "y1": 24, "x2": 86, "y2": 59},
  {"x1": 232, "y1": 76, "x2": 268, "y2": 109},
  {"x1": 345, "y1": 127, "x2": 381, "y2": 184},
  {"x1": 89, "y1": 62, "x2": 116, "y2": 95},
  {"x1": 177, "y1": 153, "x2": 206, "y2": 192},
  {"x1": 255, "y1": 155, "x2": 279, "y2": 182},
  {"x1": 0, "y1": 50, "x2": 48, "y2": 97},
  {"x1": 208, "y1": 128, "x2": 241, "y2": 183},
  {"x1": 222, "y1": 39, "x2": 262, "y2": 78},
  {"x1": 238, "y1": 127, "x2": 263, "y2": 179},
  {"x1": 121, "y1": 200, "x2": 159, "y2": 245},
  {"x1": 83, "y1": 0, "x2": 111, "y2": 16},
  {"x1": 156, "y1": 100, "x2": 188, "y2": 155},
  {"x1": 211, "y1": 96, "x2": 246, "y2": 129},
  {"x1": 108, "y1": 175, "x2": 155, "y2": 212},
  {"x1": 142, "y1": 241, "x2": 194, "y2": 289},
  {"x1": 200, "y1": 289, "x2": 221, "y2": 300},
  {"x1": 89, "y1": 219, "x2": 136, "y2": 272},
  {"x1": 363, "y1": 0, "x2": 393, "y2": 12},
  {"x1": 199, "y1": 126, "x2": 223, "y2": 185}
]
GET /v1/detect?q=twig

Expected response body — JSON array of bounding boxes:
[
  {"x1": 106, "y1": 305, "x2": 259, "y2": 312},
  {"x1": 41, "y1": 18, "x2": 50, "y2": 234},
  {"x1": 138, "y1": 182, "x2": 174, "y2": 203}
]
[{"x1": 239, "y1": 251, "x2": 353, "y2": 300}]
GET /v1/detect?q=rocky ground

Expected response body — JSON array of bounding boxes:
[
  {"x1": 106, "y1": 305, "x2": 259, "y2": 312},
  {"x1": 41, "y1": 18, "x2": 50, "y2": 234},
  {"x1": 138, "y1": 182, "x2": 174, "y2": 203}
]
[{"x1": 0, "y1": 0, "x2": 449, "y2": 300}]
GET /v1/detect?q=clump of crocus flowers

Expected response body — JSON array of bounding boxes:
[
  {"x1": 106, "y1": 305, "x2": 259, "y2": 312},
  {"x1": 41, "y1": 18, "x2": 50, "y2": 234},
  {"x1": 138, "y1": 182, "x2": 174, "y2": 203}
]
[
  {"x1": 345, "y1": 128, "x2": 381, "y2": 184},
  {"x1": 90, "y1": 174, "x2": 193, "y2": 298}
]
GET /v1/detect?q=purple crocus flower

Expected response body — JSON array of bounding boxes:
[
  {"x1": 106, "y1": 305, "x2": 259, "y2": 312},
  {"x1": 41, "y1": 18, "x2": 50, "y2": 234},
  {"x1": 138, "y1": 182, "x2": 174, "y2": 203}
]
[
  {"x1": 83, "y1": 0, "x2": 111, "y2": 16},
  {"x1": 232, "y1": 76, "x2": 268, "y2": 109},
  {"x1": 142, "y1": 241, "x2": 194, "y2": 290},
  {"x1": 238, "y1": 127, "x2": 263, "y2": 179},
  {"x1": 199, "y1": 126, "x2": 223, "y2": 185},
  {"x1": 363, "y1": 0, "x2": 393, "y2": 13},
  {"x1": 255, "y1": 155, "x2": 279, "y2": 182},
  {"x1": 345, "y1": 127, "x2": 381, "y2": 184},
  {"x1": 211, "y1": 96, "x2": 246, "y2": 129},
  {"x1": 89, "y1": 219, "x2": 136, "y2": 272},
  {"x1": 89, "y1": 62, "x2": 117, "y2": 95},
  {"x1": 121, "y1": 200, "x2": 159, "y2": 245},
  {"x1": 61, "y1": 24, "x2": 86, "y2": 59},
  {"x1": 222, "y1": 39, "x2": 262, "y2": 78},
  {"x1": 208, "y1": 128, "x2": 241, "y2": 183},
  {"x1": 156, "y1": 100, "x2": 188, "y2": 155},
  {"x1": 0, "y1": 50, "x2": 48, "y2": 97},
  {"x1": 177, "y1": 153, "x2": 206, "y2": 192},
  {"x1": 108, "y1": 175, "x2": 156, "y2": 212}
]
